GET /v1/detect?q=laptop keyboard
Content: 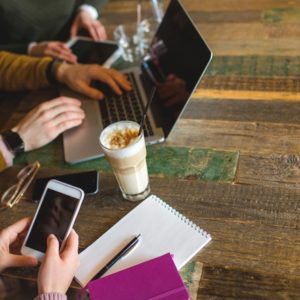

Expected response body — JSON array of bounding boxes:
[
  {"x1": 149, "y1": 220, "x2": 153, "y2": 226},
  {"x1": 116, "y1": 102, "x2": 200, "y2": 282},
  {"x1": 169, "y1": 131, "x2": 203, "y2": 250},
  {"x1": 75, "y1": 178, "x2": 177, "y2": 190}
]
[{"x1": 98, "y1": 72, "x2": 154, "y2": 137}]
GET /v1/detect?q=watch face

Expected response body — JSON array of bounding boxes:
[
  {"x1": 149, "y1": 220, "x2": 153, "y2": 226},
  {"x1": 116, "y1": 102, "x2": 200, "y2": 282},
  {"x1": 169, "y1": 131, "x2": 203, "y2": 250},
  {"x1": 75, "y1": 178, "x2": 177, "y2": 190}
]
[{"x1": 2, "y1": 130, "x2": 24, "y2": 155}]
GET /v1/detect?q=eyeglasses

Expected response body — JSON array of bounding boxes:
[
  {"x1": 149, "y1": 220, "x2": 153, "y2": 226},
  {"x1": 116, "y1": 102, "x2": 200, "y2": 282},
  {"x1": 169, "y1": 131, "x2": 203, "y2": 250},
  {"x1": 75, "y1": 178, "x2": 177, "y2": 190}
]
[{"x1": 1, "y1": 161, "x2": 40, "y2": 208}]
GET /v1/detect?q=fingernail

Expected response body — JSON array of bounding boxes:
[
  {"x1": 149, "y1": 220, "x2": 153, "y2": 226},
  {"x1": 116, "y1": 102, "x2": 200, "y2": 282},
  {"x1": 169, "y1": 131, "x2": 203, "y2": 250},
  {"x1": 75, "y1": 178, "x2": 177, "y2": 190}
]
[{"x1": 48, "y1": 234, "x2": 56, "y2": 239}]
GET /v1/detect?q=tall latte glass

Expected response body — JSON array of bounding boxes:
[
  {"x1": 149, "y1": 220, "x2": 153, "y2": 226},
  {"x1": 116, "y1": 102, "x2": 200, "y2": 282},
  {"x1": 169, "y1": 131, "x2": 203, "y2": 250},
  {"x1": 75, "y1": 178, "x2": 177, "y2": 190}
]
[{"x1": 99, "y1": 121, "x2": 150, "y2": 201}]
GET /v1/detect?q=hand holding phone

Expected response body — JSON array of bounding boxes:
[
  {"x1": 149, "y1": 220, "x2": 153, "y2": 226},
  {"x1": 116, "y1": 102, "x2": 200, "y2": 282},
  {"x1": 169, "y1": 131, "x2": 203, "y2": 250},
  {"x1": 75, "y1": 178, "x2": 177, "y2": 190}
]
[
  {"x1": 37, "y1": 230, "x2": 80, "y2": 294},
  {"x1": 21, "y1": 180, "x2": 84, "y2": 260}
]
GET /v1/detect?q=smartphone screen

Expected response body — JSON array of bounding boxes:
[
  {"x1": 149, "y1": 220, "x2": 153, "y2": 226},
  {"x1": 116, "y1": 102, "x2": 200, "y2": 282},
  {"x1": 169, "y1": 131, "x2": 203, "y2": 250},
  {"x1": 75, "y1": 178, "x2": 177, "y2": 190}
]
[
  {"x1": 32, "y1": 171, "x2": 99, "y2": 201},
  {"x1": 25, "y1": 189, "x2": 80, "y2": 253},
  {"x1": 71, "y1": 39, "x2": 119, "y2": 64}
]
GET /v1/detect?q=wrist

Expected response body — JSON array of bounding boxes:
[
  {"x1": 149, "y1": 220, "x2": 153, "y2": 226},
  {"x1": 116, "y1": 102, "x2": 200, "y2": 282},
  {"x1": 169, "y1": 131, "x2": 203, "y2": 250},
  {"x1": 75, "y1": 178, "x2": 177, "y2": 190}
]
[
  {"x1": 1, "y1": 130, "x2": 24, "y2": 157},
  {"x1": 46, "y1": 60, "x2": 63, "y2": 85},
  {"x1": 55, "y1": 62, "x2": 71, "y2": 85}
]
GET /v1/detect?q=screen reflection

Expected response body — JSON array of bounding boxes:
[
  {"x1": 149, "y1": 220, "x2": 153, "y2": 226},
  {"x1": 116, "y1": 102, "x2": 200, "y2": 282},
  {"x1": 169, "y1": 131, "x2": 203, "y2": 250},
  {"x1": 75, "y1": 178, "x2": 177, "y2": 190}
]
[
  {"x1": 26, "y1": 189, "x2": 78, "y2": 252},
  {"x1": 142, "y1": 0, "x2": 211, "y2": 136}
]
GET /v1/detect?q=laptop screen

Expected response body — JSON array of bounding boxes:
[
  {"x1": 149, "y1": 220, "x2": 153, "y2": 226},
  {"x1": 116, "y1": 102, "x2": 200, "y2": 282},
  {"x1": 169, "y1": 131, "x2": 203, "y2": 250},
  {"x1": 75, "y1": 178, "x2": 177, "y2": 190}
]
[{"x1": 142, "y1": 0, "x2": 212, "y2": 137}]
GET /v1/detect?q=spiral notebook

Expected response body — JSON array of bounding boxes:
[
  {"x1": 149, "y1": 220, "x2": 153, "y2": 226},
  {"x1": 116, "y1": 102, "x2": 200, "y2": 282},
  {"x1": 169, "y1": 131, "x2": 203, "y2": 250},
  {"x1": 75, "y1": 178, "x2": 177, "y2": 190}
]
[{"x1": 75, "y1": 195, "x2": 211, "y2": 286}]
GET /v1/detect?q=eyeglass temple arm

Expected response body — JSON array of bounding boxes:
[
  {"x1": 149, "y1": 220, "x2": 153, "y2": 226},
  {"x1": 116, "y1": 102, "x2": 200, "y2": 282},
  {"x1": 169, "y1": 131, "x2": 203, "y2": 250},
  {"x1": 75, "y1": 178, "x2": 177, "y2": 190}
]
[{"x1": 9, "y1": 163, "x2": 40, "y2": 207}]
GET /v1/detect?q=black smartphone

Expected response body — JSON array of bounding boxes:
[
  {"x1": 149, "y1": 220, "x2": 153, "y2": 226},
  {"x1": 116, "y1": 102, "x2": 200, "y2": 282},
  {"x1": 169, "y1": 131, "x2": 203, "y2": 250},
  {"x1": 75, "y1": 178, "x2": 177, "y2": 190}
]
[
  {"x1": 68, "y1": 37, "x2": 121, "y2": 66},
  {"x1": 32, "y1": 170, "x2": 99, "y2": 201}
]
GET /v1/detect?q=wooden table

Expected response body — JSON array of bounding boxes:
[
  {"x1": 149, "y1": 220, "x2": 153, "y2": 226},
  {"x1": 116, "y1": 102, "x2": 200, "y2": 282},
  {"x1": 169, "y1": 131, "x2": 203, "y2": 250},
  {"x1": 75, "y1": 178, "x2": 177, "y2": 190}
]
[{"x1": 1, "y1": 0, "x2": 300, "y2": 299}]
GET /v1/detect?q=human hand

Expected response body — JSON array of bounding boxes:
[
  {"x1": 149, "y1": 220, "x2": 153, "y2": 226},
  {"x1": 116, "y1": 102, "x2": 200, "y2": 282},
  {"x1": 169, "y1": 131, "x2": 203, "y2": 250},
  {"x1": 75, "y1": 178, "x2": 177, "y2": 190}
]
[
  {"x1": 157, "y1": 74, "x2": 189, "y2": 107},
  {"x1": 56, "y1": 63, "x2": 131, "y2": 100},
  {"x1": 29, "y1": 41, "x2": 77, "y2": 64},
  {"x1": 0, "y1": 218, "x2": 38, "y2": 272},
  {"x1": 70, "y1": 11, "x2": 107, "y2": 41},
  {"x1": 37, "y1": 230, "x2": 80, "y2": 294},
  {"x1": 12, "y1": 97, "x2": 85, "y2": 151}
]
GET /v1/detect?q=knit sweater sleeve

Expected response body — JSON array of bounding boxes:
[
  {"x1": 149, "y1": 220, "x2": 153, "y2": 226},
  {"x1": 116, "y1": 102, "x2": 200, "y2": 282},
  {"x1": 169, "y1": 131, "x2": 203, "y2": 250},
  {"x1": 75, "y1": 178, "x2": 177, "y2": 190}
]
[
  {"x1": 0, "y1": 51, "x2": 52, "y2": 91},
  {"x1": 0, "y1": 136, "x2": 14, "y2": 172},
  {"x1": 33, "y1": 293, "x2": 67, "y2": 300}
]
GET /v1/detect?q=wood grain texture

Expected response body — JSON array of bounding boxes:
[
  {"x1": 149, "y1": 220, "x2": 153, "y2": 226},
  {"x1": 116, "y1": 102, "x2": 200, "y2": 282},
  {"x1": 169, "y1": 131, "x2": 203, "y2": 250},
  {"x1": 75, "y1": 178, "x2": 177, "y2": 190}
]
[
  {"x1": 167, "y1": 119, "x2": 300, "y2": 155},
  {"x1": 236, "y1": 153, "x2": 300, "y2": 188},
  {"x1": 1, "y1": 0, "x2": 300, "y2": 298},
  {"x1": 183, "y1": 99, "x2": 300, "y2": 123},
  {"x1": 1, "y1": 174, "x2": 299, "y2": 298}
]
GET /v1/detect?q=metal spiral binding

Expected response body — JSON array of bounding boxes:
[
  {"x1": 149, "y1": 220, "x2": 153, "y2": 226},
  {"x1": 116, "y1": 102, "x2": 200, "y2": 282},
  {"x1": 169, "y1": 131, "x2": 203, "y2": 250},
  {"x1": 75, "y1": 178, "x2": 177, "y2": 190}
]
[{"x1": 152, "y1": 195, "x2": 211, "y2": 239}]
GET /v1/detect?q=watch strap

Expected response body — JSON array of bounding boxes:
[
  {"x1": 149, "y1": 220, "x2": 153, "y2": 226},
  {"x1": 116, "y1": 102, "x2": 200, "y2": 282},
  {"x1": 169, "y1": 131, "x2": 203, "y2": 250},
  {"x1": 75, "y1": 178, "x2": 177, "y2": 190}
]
[
  {"x1": 46, "y1": 59, "x2": 61, "y2": 85},
  {"x1": 1, "y1": 130, "x2": 24, "y2": 156}
]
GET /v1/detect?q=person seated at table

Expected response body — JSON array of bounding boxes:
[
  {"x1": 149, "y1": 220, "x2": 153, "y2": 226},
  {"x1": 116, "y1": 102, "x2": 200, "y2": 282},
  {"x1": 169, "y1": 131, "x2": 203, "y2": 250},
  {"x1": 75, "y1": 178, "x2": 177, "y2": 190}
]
[
  {"x1": 0, "y1": 218, "x2": 79, "y2": 300},
  {"x1": 0, "y1": 0, "x2": 108, "y2": 63},
  {"x1": 0, "y1": 51, "x2": 131, "y2": 172}
]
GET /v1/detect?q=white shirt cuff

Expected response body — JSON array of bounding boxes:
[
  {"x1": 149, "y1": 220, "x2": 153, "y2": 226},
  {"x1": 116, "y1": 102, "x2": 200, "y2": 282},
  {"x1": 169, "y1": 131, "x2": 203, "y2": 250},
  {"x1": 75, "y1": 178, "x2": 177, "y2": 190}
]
[
  {"x1": 27, "y1": 42, "x2": 37, "y2": 55},
  {"x1": 79, "y1": 4, "x2": 99, "y2": 20}
]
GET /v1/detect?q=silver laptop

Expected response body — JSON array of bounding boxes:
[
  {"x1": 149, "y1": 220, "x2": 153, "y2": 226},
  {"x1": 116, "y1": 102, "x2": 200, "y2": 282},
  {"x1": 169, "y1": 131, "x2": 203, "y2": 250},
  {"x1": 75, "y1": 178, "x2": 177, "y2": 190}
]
[{"x1": 63, "y1": 0, "x2": 212, "y2": 164}]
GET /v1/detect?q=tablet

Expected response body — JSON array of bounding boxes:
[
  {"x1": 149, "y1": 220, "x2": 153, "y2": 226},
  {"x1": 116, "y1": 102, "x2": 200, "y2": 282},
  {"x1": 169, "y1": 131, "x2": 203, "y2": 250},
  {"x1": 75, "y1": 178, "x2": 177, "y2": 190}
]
[{"x1": 68, "y1": 37, "x2": 122, "y2": 67}]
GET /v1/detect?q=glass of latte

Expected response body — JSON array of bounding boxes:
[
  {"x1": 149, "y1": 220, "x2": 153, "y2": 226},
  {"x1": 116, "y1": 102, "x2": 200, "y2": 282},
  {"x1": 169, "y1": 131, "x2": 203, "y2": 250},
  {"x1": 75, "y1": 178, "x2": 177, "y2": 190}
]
[{"x1": 99, "y1": 120, "x2": 150, "y2": 201}]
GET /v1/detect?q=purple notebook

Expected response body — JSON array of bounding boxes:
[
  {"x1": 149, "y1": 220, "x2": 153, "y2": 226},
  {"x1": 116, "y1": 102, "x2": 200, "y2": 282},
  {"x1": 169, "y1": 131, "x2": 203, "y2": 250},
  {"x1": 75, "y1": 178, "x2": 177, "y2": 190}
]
[{"x1": 87, "y1": 253, "x2": 190, "y2": 300}]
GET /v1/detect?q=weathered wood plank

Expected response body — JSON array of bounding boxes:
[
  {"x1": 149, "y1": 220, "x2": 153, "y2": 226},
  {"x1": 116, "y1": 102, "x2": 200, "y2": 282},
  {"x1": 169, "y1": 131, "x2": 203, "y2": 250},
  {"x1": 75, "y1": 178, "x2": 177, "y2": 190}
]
[
  {"x1": 207, "y1": 39, "x2": 300, "y2": 56},
  {"x1": 105, "y1": 0, "x2": 299, "y2": 13},
  {"x1": 167, "y1": 119, "x2": 300, "y2": 154},
  {"x1": 193, "y1": 89, "x2": 300, "y2": 102},
  {"x1": 1, "y1": 174, "x2": 300, "y2": 299},
  {"x1": 183, "y1": 99, "x2": 300, "y2": 124},
  {"x1": 182, "y1": 0, "x2": 300, "y2": 12},
  {"x1": 198, "y1": 23, "x2": 300, "y2": 39},
  {"x1": 192, "y1": 89, "x2": 300, "y2": 103},
  {"x1": 236, "y1": 153, "x2": 300, "y2": 188},
  {"x1": 205, "y1": 56, "x2": 300, "y2": 77},
  {"x1": 102, "y1": 1, "x2": 300, "y2": 57},
  {"x1": 199, "y1": 265, "x2": 300, "y2": 299},
  {"x1": 198, "y1": 76, "x2": 300, "y2": 94}
]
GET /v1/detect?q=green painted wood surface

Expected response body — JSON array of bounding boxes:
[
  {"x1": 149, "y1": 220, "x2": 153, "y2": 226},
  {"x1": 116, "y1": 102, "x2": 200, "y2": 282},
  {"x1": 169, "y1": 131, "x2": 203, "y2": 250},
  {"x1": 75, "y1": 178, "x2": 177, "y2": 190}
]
[
  {"x1": 205, "y1": 56, "x2": 300, "y2": 77},
  {"x1": 263, "y1": 8, "x2": 300, "y2": 23},
  {"x1": 14, "y1": 140, "x2": 238, "y2": 183}
]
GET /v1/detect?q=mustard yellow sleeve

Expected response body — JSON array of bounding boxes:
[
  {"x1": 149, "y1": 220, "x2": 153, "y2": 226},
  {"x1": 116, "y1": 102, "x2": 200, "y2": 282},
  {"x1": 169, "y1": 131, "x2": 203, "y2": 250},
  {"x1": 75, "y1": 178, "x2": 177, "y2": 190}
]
[
  {"x1": 0, "y1": 136, "x2": 14, "y2": 172},
  {"x1": 0, "y1": 51, "x2": 52, "y2": 91},
  {"x1": 0, "y1": 152, "x2": 8, "y2": 172}
]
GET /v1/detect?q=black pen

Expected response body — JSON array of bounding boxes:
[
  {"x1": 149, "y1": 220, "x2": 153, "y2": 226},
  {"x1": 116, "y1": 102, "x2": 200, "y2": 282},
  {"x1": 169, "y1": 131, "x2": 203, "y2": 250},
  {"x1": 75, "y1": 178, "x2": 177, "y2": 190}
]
[{"x1": 92, "y1": 234, "x2": 141, "y2": 280}]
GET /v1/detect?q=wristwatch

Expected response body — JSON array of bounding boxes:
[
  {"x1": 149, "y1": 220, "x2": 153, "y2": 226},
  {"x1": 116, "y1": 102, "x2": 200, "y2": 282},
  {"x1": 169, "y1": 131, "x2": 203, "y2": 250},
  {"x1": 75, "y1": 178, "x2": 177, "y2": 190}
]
[{"x1": 1, "y1": 130, "x2": 24, "y2": 156}]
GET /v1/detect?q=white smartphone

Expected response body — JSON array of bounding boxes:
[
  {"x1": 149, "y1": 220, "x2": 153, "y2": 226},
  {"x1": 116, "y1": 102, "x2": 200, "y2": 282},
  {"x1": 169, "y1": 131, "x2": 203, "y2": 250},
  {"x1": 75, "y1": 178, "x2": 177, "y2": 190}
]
[{"x1": 21, "y1": 179, "x2": 84, "y2": 260}]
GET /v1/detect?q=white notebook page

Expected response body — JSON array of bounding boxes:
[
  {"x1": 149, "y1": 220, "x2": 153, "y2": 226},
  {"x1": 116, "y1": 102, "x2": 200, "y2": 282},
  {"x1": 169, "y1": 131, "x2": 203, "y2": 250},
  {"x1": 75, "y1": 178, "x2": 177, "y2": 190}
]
[{"x1": 76, "y1": 194, "x2": 211, "y2": 286}]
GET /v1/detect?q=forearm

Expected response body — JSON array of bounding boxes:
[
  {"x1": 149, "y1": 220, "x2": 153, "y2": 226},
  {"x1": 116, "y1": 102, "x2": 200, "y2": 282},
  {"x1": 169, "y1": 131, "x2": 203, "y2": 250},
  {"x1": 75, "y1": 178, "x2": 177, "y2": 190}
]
[{"x1": 0, "y1": 52, "x2": 52, "y2": 91}]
